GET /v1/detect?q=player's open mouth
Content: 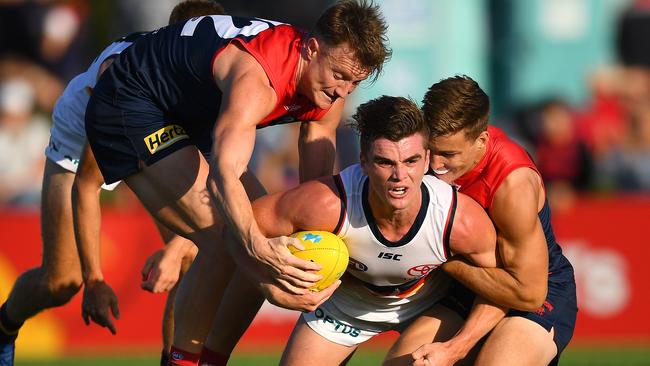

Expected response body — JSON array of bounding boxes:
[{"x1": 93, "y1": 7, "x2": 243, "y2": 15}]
[
  {"x1": 389, "y1": 187, "x2": 407, "y2": 197},
  {"x1": 432, "y1": 168, "x2": 449, "y2": 175}
]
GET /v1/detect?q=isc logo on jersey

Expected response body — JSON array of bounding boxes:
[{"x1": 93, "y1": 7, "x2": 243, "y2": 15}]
[{"x1": 144, "y1": 125, "x2": 189, "y2": 154}]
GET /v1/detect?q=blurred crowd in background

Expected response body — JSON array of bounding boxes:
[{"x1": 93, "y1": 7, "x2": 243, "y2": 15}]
[{"x1": 1, "y1": 0, "x2": 650, "y2": 213}]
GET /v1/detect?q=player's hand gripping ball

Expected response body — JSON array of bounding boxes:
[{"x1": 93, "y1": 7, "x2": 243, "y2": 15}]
[{"x1": 289, "y1": 231, "x2": 349, "y2": 292}]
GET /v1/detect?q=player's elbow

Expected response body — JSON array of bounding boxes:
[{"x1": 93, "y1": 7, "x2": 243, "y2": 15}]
[{"x1": 516, "y1": 283, "x2": 547, "y2": 311}]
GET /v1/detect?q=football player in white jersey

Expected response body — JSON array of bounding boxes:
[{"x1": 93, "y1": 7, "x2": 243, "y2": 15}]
[
  {"x1": 199, "y1": 95, "x2": 507, "y2": 365},
  {"x1": 0, "y1": 2, "x2": 225, "y2": 366}
]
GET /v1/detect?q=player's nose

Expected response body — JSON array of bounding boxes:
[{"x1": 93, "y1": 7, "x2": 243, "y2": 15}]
[
  {"x1": 334, "y1": 81, "x2": 354, "y2": 99},
  {"x1": 392, "y1": 164, "x2": 408, "y2": 180},
  {"x1": 430, "y1": 155, "x2": 445, "y2": 170}
]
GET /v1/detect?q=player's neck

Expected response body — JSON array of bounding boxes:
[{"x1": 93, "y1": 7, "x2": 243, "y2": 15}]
[
  {"x1": 374, "y1": 210, "x2": 419, "y2": 242},
  {"x1": 368, "y1": 193, "x2": 422, "y2": 240}
]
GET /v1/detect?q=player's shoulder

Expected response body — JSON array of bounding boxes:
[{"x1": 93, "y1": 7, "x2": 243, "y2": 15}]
[
  {"x1": 287, "y1": 175, "x2": 340, "y2": 201},
  {"x1": 489, "y1": 128, "x2": 533, "y2": 163},
  {"x1": 498, "y1": 166, "x2": 542, "y2": 195},
  {"x1": 491, "y1": 167, "x2": 543, "y2": 220},
  {"x1": 279, "y1": 176, "x2": 342, "y2": 221}
]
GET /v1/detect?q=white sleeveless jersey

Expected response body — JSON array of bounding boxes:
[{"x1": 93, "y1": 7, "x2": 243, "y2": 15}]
[
  {"x1": 318, "y1": 164, "x2": 458, "y2": 326},
  {"x1": 46, "y1": 38, "x2": 134, "y2": 174},
  {"x1": 339, "y1": 164, "x2": 456, "y2": 288}
]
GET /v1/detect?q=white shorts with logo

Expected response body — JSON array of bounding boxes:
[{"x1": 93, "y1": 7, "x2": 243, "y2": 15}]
[
  {"x1": 302, "y1": 272, "x2": 452, "y2": 347},
  {"x1": 44, "y1": 122, "x2": 120, "y2": 191}
]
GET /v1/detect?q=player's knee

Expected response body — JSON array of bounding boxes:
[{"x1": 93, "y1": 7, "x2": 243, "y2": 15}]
[{"x1": 43, "y1": 274, "x2": 83, "y2": 305}]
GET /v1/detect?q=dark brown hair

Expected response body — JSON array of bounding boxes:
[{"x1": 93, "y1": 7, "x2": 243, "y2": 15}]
[
  {"x1": 313, "y1": 0, "x2": 391, "y2": 83},
  {"x1": 421, "y1": 75, "x2": 489, "y2": 140},
  {"x1": 351, "y1": 95, "x2": 428, "y2": 154},
  {"x1": 169, "y1": 0, "x2": 225, "y2": 25}
]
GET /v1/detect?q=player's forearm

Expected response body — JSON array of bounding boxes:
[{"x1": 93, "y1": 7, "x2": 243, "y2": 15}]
[
  {"x1": 445, "y1": 297, "x2": 507, "y2": 358},
  {"x1": 208, "y1": 169, "x2": 261, "y2": 257},
  {"x1": 298, "y1": 147, "x2": 335, "y2": 183},
  {"x1": 442, "y1": 258, "x2": 546, "y2": 311},
  {"x1": 71, "y1": 184, "x2": 104, "y2": 283},
  {"x1": 163, "y1": 235, "x2": 196, "y2": 261},
  {"x1": 298, "y1": 122, "x2": 336, "y2": 182}
]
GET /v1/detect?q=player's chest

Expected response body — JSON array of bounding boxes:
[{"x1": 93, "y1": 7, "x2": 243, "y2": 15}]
[{"x1": 343, "y1": 227, "x2": 444, "y2": 286}]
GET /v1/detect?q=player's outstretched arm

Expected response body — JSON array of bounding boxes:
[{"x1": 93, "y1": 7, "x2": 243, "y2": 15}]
[
  {"x1": 412, "y1": 192, "x2": 507, "y2": 364},
  {"x1": 443, "y1": 168, "x2": 549, "y2": 311},
  {"x1": 208, "y1": 44, "x2": 321, "y2": 296},
  {"x1": 71, "y1": 142, "x2": 119, "y2": 334}
]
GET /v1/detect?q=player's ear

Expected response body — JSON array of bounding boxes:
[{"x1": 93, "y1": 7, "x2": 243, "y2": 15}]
[
  {"x1": 476, "y1": 130, "x2": 489, "y2": 150},
  {"x1": 305, "y1": 37, "x2": 319, "y2": 61},
  {"x1": 423, "y1": 149, "x2": 430, "y2": 175}
]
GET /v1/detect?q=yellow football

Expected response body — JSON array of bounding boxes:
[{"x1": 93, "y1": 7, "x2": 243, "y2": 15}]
[{"x1": 289, "y1": 230, "x2": 349, "y2": 292}]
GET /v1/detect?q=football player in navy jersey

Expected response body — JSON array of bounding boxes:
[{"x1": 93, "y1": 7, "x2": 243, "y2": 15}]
[
  {"x1": 414, "y1": 76, "x2": 577, "y2": 366},
  {"x1": 0, "y1": 2, "x2": 226, "y2": 366},
  {"x1": 80, "y1": 1, "x2": 390, "y2": 363}
]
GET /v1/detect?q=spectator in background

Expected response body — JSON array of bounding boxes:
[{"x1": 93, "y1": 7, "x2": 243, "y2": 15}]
[
  {"x1": 0, "y1": 76, "x2": 50, "y2": 206},
  {"x1": 0, "y1": 57, "x2": 64, "y2": 114},
  {"x1": 533, "y1": 99, "x2": 594, "y2": 211},
  {"x1": 597, "y1": 104, "x2": 650, "y2": 191},
  {"x1": 593, "y1": 0, "x2": 650, "y2": 191},
  {"x1": 253, "y1": 125, "x2": 301, "y2": 194},
  {"x1": 0, "y1": 0, "x2": 91, "y2": 82},
  {"x1": 575, "y1": 67, "x2": 627, "y2": 161}
]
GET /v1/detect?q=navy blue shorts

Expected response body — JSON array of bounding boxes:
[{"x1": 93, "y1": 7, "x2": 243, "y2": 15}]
[
  {"x1": 441, "y1": 276, "x2": 577, "y2": 366},
  {"x1": 85, "y1": 91, "x2": 213, "y2": 185}
]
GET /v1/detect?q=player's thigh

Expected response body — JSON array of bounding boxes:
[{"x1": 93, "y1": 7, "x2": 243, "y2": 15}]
[
  {"x1": 475, "y1": 316, "x2": 556, "y2": 366},
  {"x1": 125, "y1": 145, "x2": 221, "y2": 249},
  {"x1": 384, "y1": 304, "x2": 464, "y2": 366},
  {"x1": 40, "y1": 159, "x2": 81, "y2": 277},
  {"x1": 280, "y1": 316, "x2": 357, "y2": 366}
]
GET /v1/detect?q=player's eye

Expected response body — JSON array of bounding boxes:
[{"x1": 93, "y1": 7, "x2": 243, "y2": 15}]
[
  {"x1": 405, "y1": 158, "x2": 419, "y2": 165},
  {"x1": 439, "y1": 152, "x2": 456, "y2": 158},
  {"x1": 376, "y1": 160, "x2": 392, "y2": 167}
]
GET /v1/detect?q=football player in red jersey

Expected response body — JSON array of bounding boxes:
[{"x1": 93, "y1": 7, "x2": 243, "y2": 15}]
[
  {"x1": 413, "y1": 75, "x2": 577, "y2": 366},
  {"x1": 80, "y1": 1, "x2": 391, "y2": 364}
]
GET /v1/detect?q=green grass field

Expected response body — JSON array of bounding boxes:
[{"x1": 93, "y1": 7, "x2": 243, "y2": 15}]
[{"x1": 15, "y1": 347, "x2": 650, "y2": 365}]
